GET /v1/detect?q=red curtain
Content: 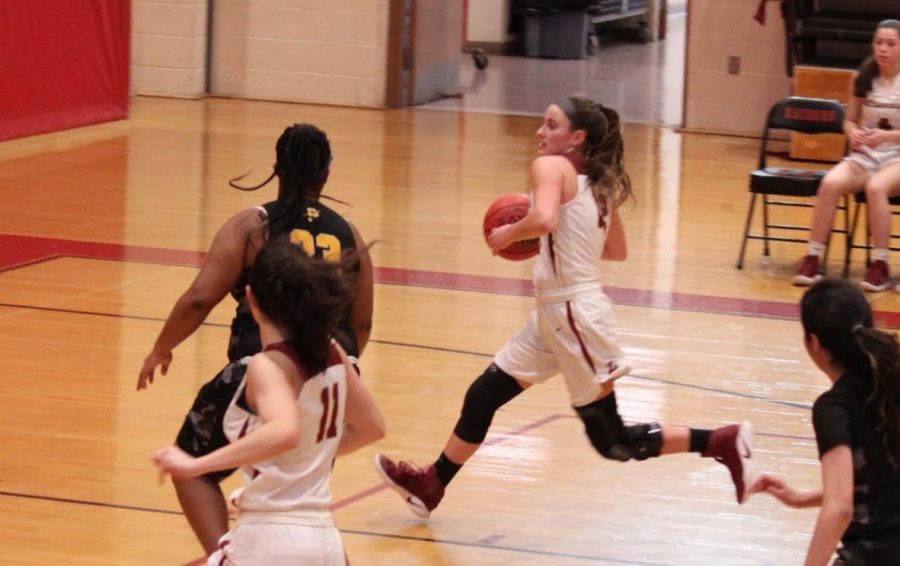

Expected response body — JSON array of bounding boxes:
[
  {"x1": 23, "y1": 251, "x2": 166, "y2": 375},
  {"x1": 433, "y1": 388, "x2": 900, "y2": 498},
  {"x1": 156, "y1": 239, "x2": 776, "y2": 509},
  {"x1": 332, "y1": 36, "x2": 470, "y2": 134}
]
[{"x1": 0, "y1": 0, "x2": 130, "y2": 141}]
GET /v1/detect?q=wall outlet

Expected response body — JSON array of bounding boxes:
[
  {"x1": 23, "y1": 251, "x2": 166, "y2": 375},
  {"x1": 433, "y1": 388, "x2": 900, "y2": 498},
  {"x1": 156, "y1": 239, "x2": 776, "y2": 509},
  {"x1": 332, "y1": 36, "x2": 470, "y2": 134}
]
[{"x1": 728, "y1": 55, "x2": 741, "y2": 75}]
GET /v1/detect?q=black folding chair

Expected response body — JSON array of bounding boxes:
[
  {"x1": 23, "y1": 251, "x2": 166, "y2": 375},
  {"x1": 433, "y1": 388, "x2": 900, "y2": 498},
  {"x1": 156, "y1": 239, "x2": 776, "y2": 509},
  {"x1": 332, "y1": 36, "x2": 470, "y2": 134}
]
[{"x1": 736, "y1": 96, "x2": 847, "y2": 270}]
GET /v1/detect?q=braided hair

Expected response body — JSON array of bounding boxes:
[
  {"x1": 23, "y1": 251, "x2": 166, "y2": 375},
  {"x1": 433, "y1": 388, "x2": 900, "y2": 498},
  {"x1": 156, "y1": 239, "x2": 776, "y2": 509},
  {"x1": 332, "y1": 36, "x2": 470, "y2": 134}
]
[
  {"x1": 230, "y1": 123, "x2": 333, "y2": 206},
  {"x1": 229, "y1": 123, "x2": 336, "y2": 240},
  {"x1": 801, "y1": 278, "x2": 900, "y2": 468},
  {"x1": 248, "y1": 236, "x2": 354, "y2": 376},
  {"x1": 556, "y1": 96, "x2": 633, "y2": 208}
]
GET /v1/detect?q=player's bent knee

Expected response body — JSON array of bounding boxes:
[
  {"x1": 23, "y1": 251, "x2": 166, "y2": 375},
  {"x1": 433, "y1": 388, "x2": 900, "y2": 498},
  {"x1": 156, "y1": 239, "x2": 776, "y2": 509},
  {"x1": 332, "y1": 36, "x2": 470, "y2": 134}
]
[
  {"x1": 575, "y1": 400, "x2": 631, "y2": 461},
  {"x1": 623, "y1": 422, "x2": 663, "y2": 461},
  {"x1": 453, "y1": 364, "x2": 523, "y2": 444},
  {"x1": 575, "y1": 397, "x2": 663, "y2": 462}
]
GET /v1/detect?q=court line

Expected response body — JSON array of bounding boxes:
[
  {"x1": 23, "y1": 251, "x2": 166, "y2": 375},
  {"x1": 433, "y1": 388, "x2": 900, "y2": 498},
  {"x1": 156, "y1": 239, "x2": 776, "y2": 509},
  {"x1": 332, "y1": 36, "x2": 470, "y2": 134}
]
[
  {"x1": 0, "y1": 489, "x2": 662, "y2": 565},
  {"x1": 337, "y1": 529, "x2": 667, "y2": 565},
  {"x1": 3, "y1": 413, "x2": 664, "y2": 565},
  {"x1": 0, "y1": 489, "x2": 182, "y2": 516},
  {"x1": 5, "y1": 232, "x2": 899, "y2": 326},
  {"x1": 0, "y1": 300, "x2": 813, "y2": 413}
]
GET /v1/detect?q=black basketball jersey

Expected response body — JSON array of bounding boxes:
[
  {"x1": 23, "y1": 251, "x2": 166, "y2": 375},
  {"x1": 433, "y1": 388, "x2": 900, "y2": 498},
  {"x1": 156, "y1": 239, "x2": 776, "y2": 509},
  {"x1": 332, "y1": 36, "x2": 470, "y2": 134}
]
[
  {"x1": 227, "y1": 199, "x2": 359, "y2": 362},
  {"x1": 813, "y1": 371, "x2": 900, "y2": 560}
]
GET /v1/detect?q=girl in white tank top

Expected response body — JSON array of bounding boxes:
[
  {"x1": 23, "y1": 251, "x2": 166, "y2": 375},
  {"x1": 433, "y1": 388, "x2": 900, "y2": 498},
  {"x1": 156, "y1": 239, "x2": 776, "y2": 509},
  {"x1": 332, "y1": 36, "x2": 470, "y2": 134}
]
[
  {"x1": 153, "y1": 237, "x2": 384, "y2": 565},
  {"x1": 374, "y1": 97, "x2": 758, "y2": 523}
]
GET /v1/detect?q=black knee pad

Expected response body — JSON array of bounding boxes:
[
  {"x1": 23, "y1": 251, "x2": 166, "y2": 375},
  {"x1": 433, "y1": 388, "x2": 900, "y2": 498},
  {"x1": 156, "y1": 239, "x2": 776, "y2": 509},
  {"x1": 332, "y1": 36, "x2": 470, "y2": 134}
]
[
  {"x1": 453, "y1": 363, "x2": 523, "y2": 444},
  {"x1": 575, "y1": 394, "x2": 664, "y2": 462},
  {"x1": 624, "y1": 422, "x2": 663, "y2": 461},
  {"x1": 575, "y1": 394, "x2": 631, "y2": 461}
]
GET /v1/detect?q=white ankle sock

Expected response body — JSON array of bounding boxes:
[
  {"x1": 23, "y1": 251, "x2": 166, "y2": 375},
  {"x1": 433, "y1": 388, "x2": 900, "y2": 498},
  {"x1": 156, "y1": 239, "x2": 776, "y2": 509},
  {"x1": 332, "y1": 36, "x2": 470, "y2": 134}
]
[{"x1": 806, "y1": 241, "x2": 825, "y2": 257}]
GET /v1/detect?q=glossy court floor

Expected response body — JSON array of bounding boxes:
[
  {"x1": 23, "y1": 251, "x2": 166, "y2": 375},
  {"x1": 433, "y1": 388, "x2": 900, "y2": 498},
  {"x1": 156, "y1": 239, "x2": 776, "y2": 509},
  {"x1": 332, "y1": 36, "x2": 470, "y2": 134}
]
[{"x1": 3, "y1": 26, "x2": 899, "y2": 566}]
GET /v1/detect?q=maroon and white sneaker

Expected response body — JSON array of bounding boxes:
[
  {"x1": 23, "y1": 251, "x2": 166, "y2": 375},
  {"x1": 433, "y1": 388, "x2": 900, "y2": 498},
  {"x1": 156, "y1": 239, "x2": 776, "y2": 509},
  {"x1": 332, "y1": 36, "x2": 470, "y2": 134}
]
[
  {"x1": 861, "y1": 260, "x2": 890, "y2": 292},
  {"x1": 374, "y1": 454, "x2": 445, "y2": 518},
  {"x1": 702, "y1": 421, "x2": 757, "y2": 504},
  {"x1": 790, "y1": 255, "x2": 823, "y2": 286}
]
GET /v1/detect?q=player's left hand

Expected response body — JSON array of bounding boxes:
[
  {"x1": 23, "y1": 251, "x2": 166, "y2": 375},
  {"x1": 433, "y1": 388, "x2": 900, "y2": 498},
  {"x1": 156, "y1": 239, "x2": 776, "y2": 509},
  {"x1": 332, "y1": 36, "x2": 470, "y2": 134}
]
[
  {"x1": 863, "y1": 128, "x2": 890, "y2": 148},
  {"x1": 487, "y1": 225, "x2": 515, "y2": 254},
  {"x1": 152, "y1": 446, "x2": 199, "y2": 483}
]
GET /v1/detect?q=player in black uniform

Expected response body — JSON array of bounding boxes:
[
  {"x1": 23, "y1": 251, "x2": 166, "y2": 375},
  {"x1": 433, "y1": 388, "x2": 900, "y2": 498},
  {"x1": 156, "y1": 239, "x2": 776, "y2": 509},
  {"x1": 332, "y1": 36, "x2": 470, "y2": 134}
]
[
  {"x1": 753, "y1": 278, "x2": 900, "y2": 565},
  {"x1": 137, "y1": 123, "x2": 373, "y2": 555}
]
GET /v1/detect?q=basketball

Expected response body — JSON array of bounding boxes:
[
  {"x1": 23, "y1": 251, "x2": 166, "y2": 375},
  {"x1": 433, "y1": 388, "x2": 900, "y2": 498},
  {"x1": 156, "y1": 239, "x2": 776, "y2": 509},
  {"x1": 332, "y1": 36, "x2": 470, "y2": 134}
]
[{"x1": 482, "y1": 193, "x2": 540, "y2": 261}]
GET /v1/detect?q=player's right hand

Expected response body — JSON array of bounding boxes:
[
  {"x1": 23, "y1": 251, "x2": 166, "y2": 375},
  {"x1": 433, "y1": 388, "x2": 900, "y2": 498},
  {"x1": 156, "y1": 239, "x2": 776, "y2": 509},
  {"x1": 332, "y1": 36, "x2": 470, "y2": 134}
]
[{"x1": 138, "y1": 350, "x2": 172, "y2": 391}]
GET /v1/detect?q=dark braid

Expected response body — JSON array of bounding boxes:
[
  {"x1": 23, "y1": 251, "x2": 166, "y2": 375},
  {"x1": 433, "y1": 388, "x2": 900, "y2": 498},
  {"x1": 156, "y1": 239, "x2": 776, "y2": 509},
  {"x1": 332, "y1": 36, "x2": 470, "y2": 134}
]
[
  {"x1": 853, "y1": 20, "x2": 900, "y2": 98},
  {"x1": 229, "y1": 123, "x2": 334, "y2": 242},
  {"x1": 229, "y1": 123, "x2": 332, "y2": 207},
  {"x1": 801, "y1": 278, "x2": 900, "y2": 468},
  {"x1": 273, "y1": 124, "x2": 332, "y2": 210},
  {"x1": 563, "y1": 96, "x2": 633, "y2": 208},
  {"x1": 248, "y1": 236, "x2": 354, "y2": 376}
]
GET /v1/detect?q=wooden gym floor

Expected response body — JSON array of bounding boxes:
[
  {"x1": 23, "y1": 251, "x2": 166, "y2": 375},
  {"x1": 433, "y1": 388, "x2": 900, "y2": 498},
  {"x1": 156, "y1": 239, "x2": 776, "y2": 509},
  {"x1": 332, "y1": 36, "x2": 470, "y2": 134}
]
[{"x1": 2, "y1": 96, "x2": 899, "y2": 565}]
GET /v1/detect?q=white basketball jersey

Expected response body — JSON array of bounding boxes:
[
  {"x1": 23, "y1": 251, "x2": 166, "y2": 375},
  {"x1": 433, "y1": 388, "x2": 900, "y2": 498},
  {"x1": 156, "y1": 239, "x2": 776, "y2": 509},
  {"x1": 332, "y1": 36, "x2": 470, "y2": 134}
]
[
  {"x1": 861, "y1": 75, "x2": 900, "y2": 152},
  {"x1": 533, "y1": 175, "x2": 609, "y2": 293},
  {"x1": 223, "y1": 343, "x2": 346, "y2": 525}
]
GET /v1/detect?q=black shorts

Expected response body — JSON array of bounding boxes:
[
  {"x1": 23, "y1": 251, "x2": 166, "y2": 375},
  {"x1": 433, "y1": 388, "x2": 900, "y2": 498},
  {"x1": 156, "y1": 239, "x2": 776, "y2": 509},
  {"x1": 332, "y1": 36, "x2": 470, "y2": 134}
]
[
  {"x1": 836, "y1": 542, "x2": 900, "y2": 565},
  {"x1": 227, "y1": 329, "x2": 261, "y2": 364},
  {"x1": 175, "y1": 359, "x2": 250, "y2": 483}
]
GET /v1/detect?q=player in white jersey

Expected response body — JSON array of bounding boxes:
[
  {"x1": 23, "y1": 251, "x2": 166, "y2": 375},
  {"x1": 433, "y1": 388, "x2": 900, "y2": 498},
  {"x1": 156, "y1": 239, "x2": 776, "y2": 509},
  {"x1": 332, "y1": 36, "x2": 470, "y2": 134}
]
[
  {"x1": 152, "y1": 237, "x2": 385, "y2": 565},
  {"x1": 792, "y1": 20, "x2": 900, "y2": 291},
  {"x1": 137, "y1": 124, "x2": 374, "y2": 556},
  {"x1": 374, "y1": 96, "x2": 757, "y2": 520}
]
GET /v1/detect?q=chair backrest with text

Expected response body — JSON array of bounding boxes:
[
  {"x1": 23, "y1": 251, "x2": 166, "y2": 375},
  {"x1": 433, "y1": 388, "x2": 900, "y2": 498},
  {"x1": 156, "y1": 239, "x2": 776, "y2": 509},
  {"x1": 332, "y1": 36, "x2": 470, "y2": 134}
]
[{"x1": 736, "y1": 96, "x2": 847, "y2": 270}]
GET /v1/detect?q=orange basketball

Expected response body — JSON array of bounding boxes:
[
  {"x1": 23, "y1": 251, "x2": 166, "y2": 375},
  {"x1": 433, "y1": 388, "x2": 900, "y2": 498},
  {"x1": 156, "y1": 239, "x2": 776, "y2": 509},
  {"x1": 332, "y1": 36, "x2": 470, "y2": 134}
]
[{"x1": 483, "y1": 193, "x2": 539, "y2": 261}]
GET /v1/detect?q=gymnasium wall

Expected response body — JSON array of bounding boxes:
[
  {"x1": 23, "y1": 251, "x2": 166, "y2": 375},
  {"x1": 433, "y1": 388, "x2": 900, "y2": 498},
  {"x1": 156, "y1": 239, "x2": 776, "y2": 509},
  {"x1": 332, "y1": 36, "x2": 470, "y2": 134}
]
[
  {"x1": 684, "y1": 0, "x2": 791, "y2": 135},
  {"x1": 131, "y1": 0, "x2": 208, "y2": 98},
  {"x1": 0, "y1": 1, "x2": 130, "y2": 141},
  {"x1": 131, "y1": 0, "x2": 391, "y2": 107},
  {"x1": 129, "y1": 0, "x2": 792, "y2": 132},
  {"x1": 466, "y1": 0, "x2": 510, "y2": 44}
]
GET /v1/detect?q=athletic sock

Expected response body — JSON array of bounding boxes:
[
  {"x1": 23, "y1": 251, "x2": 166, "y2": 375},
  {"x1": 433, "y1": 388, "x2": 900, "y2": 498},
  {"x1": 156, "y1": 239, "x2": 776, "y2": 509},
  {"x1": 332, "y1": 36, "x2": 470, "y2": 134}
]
[
  {"x1": 689, "y1": 429, "x2": 712, "y2": 453},
  {"x1": 435, "y1": 452, "x2": 462, "y2": 486},
  {"x1": 806, "y1": 240, "x2": 825, "y2": 258}
]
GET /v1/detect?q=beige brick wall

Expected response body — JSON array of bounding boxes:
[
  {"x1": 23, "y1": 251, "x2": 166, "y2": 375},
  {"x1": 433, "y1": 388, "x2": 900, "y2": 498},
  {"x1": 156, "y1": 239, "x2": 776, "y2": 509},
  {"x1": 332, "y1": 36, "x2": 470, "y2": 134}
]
[
  {"x1": 210, "y1": 0, "x2": 390, "y2": 107},
  {"x1": 131, "y1": 0, "x2": 208, "y2": 98},
  {"x1": 684, "y1": 0, "x2": 791, "y2": 135},
  {"x1": 131, "y1": 0, "x2": 390, "y2": 106}
]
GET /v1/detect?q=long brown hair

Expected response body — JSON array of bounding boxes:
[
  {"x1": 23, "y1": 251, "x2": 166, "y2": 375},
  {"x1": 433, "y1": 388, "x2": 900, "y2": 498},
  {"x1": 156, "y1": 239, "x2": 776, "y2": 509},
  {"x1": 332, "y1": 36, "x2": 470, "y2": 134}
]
[
  {"x1": 853, "y1": 19, "x2": 900, "y2": 98},
  {"x1": 248, "y1": 236, "x2": 354, "y2": 375},
  {"x1": 801, "y1": 278, "x2": 900, "y2": 468},
  {"x1": 556, "y1": 96, "x2": 633, "y2": 208}
]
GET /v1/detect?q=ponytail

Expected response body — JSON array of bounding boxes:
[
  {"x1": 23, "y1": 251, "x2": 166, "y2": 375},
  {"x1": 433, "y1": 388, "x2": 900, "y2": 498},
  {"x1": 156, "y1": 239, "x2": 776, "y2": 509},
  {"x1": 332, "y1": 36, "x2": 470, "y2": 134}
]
[
  {"x1": 854, "y1": 325, "x2": 900, "y2": 467},
  {"x1": 853, "y1": 57, "x2": 879, "y2": 98},
  {"x1": 559, "y1": 96, "x2": 634, "y2": 209},
  {"x1": 802, "y1": 278, "x2": 900, "y2": 468},
  {"x1": 249, "y1": 236, "x2": 355, "y2": 376}
]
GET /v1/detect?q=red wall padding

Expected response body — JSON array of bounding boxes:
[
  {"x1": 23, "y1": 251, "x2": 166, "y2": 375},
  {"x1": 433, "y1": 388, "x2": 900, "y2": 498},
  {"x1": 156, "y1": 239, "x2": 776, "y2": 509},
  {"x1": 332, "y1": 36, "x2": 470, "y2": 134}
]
[{"x1": 0, "y1": 0, "x2": 130, "y2": 141}]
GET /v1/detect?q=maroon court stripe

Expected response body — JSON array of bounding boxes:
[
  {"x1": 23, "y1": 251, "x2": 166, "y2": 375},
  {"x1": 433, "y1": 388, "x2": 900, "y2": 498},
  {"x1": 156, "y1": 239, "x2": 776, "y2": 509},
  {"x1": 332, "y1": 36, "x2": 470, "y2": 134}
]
[{"x1": 4, "y1": 233, "x2": 900, "y2": 327}]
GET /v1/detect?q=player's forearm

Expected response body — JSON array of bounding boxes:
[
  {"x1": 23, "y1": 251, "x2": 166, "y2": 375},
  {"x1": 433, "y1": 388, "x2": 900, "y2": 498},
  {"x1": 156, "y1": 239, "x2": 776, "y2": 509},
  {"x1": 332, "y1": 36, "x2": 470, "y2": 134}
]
[
  {"x1": 192, "y1": 420, "x2": 299, "y2": 476},
  {"x1": 804, "y1": 503, "x2": 852, "y2": 566},
  {"x1": 152, "y1": 291, "x2": 217, "y2": 353}
]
